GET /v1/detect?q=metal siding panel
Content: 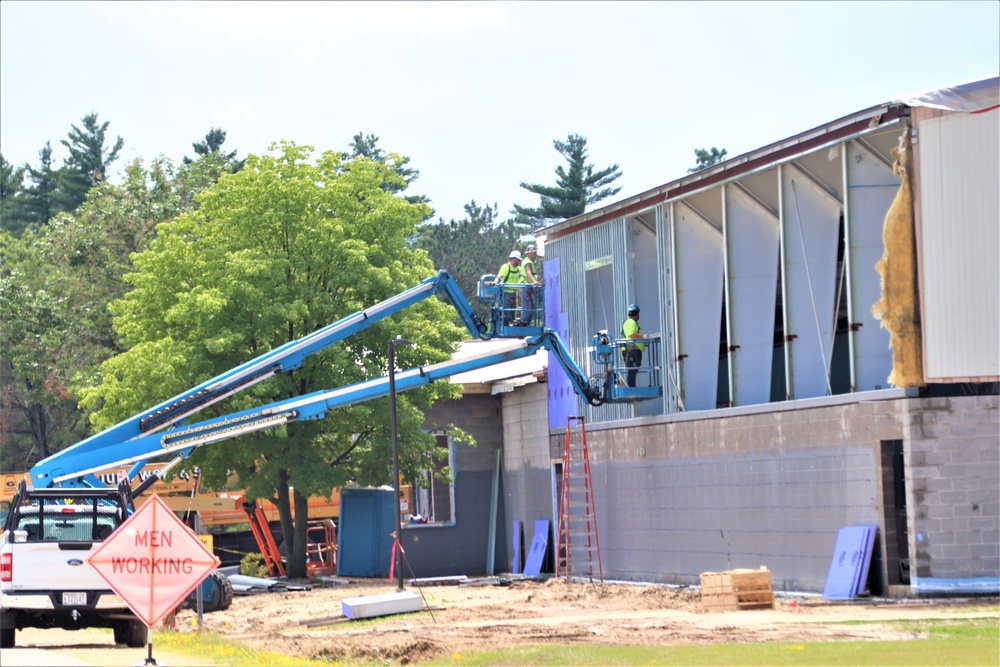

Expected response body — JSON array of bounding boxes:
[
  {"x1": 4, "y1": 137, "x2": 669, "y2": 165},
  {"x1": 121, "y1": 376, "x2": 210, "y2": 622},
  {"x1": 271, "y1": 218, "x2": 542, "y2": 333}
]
[
  {"x1": 657, "y1": 205, "x2": 682, "y2": 412},
  {"x1": 919, "y1": 110, "x2": 1000, "y2": 380},
  {"x1": 782, "y1": 166, "x2": 842, "y2": 398},
  {"x1": 675, "y1": 202, "x2": 725, "y2": 410},
  {"x1": 726, "y1": 185, "x2": 780, "y2": 406},
  {"x1": 845, "y1": 141, "x2": 896, "y2": 390},
  {"x1": 629, "y1": 216, "x2": 665, "y2": 417}
]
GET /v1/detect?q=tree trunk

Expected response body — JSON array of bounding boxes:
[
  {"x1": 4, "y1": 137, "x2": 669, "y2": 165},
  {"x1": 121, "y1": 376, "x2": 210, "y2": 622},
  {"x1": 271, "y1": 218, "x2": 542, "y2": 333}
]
[
  {"x1": 273, "y1": 473, "x2": 294, "y2": 570},
  {"x1": 286, "y1": 488, "x2": 310, "y2": 579}
]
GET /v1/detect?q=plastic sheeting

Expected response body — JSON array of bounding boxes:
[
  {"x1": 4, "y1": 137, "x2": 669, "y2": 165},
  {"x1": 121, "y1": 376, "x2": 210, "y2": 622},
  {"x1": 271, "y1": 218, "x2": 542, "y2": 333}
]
[{"x1": 894, "y1": 75, "x2": 999, "y2": 113}]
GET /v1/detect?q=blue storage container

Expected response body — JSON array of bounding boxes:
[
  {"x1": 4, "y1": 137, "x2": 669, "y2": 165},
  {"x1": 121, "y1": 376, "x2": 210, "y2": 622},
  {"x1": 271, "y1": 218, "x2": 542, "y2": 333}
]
[{"x1": 337, "y1": 488, "x2": 395, "y2": 577}]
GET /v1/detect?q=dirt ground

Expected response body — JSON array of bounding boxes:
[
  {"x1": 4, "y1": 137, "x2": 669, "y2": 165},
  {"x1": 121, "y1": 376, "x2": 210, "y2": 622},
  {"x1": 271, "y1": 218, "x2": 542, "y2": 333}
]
[{"x1": 13, "y1": 578, "x2": 1000, "y2": 666}]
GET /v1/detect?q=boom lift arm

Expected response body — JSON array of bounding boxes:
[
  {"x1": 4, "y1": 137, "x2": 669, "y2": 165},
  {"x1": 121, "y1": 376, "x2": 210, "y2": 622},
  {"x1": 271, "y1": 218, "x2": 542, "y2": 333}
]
[
  {"x1": 32, "y1": 333, "x2": 610, "y2": 485},
  {"x1": 30, "y1": 271, "x2": 488, "y2": 488},
  {"x1": 30, "y1": 272, "x2": 660, "y2": 489}
]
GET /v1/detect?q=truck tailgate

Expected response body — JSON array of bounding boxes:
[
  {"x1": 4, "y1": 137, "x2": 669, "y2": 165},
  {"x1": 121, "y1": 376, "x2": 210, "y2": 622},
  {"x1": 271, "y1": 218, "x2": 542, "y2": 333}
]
[{"x1": 6, "y1": 542, "x2": 108, "y2": 591}]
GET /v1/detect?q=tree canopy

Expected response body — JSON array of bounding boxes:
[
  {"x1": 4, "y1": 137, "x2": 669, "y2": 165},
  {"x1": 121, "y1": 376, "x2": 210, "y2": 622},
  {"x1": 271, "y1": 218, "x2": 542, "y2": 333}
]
[
  {"x1": 183, "y1": 127, "x2": 244, "y2": 173},
  {"x1": 77, "y1": 142, "x2": 467, "y2": 576},
  {"x1": 513, "y1": 133, "x2": 622, "y2": 227},
  {"x1": 413, "y1": 200, "x2": 533, "y2": 321},
  {"x1": 59, "y1": 112, "x2": 125, "y2": 210},
  {"x1": 688, "y1": 147, "x2": 728, "y2": 173},
  {"x1": 349, "y1": 132, "x2": 428, "y2": 207},
  {"x1": 0, "y1": 155, "x2": 216, "y2": 468}
]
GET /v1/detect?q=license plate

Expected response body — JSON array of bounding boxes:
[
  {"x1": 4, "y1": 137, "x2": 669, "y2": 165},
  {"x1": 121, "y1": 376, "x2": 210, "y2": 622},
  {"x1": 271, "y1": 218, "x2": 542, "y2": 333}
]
[{"x1": 62, "y1": 592, "x2": 87, "y2": 606}]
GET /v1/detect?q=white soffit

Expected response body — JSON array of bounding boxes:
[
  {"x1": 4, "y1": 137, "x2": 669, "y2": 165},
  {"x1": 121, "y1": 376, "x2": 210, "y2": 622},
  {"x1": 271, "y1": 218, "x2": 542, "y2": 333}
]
[{"x1": 449, "y1": 339, "x2": 546, "y2": 386}]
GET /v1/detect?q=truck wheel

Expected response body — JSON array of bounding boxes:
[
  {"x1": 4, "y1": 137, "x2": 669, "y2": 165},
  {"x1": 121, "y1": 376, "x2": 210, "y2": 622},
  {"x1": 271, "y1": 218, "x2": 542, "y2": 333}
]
[
  {"x1": 115, "y1": 619, "x2": 147, "y2": 648},
  {"x1": 0, "y1": 626, "x2": 14, "y2": 648},
  {"x1": 201, "y1": 571, "x2": 234, "y2": 612}
]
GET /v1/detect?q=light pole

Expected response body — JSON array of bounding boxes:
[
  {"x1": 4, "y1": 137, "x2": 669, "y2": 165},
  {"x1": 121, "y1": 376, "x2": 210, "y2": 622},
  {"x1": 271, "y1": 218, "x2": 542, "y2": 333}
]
[{"x1": 388, "y1": 336, "x2": 414, "y2": 592}]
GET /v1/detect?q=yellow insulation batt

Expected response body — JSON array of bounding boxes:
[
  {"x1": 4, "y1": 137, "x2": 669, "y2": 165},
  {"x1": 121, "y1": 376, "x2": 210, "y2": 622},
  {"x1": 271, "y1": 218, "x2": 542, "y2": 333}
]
[{"x1": 871, "y1": 125, "x2": 924, "y2": 387}]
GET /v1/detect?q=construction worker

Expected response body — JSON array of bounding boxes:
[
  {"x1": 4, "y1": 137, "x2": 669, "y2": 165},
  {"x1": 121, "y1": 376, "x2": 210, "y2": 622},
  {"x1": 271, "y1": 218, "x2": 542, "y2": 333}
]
[
  {"x1": 496, "y1": 250, "x2": 524, "y2": 326},
  {"x1": 621, "y1": 304, "x2": 644, "y2": 387},
  {"x1": 520, "y1": 244, "x2": 541, "y2": 325}
]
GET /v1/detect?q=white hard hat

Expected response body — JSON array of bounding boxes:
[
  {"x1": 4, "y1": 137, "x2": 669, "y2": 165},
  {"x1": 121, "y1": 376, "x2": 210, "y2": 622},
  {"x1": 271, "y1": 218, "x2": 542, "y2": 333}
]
[{"x1": 509, "y1": 250, "x2": 522, "y2": 260}]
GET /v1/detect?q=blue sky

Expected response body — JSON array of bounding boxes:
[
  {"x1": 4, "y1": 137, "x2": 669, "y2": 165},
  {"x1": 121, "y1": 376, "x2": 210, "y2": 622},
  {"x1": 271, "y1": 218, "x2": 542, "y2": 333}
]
[{"x1": 1, "y1": 1, "x2": 997, "y2": 225}]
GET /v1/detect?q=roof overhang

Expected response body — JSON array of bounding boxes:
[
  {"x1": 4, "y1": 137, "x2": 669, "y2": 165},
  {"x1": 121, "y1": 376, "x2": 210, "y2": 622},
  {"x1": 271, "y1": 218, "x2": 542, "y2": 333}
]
[{"x1": 538, "y1": 102, "x2": 908, "y2": 241}]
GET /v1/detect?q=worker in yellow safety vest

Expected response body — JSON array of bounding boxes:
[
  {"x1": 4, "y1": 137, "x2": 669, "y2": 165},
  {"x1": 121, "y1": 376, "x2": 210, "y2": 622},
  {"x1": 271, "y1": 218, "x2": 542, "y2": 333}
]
[{"x1": 621, "y1": 303, "x2": 644, "y2": 387}]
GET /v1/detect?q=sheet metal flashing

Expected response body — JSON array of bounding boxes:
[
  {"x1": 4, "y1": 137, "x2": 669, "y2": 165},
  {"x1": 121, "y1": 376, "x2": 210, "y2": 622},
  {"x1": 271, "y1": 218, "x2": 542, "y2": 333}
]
[
  {"x1": 550, "y1": 387, "x2": 920, "y2": 434},
  {"x1": 541, "y1": 103, "x2": 906, "y2": 241}
]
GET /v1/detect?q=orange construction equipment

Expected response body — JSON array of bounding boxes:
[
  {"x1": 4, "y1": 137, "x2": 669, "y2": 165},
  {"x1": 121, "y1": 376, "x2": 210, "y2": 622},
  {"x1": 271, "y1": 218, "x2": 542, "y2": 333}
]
[
  {"x1": 556, "y1": 416, "x2": 603, "y2": 583},
  {"x1": 241, "y1": 499, "x2": 286, "y2": 577}
]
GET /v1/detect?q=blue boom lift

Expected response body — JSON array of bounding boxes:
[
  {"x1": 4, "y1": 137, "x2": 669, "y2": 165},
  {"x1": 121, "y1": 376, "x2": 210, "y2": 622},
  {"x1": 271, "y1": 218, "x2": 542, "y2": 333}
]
[{"x1": 28, "y1": 271, "x2": 662, "y2": 491}]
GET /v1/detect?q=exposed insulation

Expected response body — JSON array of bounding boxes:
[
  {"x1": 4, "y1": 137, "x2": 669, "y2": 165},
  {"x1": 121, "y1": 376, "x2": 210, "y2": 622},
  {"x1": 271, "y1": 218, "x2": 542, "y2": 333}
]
[{"x1": 871, "y1": 125, "x2": 925, "y2": 387}]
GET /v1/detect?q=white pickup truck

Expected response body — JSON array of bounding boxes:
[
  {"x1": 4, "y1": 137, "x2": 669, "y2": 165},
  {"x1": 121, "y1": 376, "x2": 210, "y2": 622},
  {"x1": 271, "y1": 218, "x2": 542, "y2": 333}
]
[{"x1": 0, "y1": 483, "x2": 147, "y2": 648}]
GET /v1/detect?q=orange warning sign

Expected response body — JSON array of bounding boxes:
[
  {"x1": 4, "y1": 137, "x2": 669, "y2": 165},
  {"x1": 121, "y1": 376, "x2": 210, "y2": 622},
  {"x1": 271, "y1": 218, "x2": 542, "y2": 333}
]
[{"x1": 87, "y1": 494, "x2": 220, "y2": 627}]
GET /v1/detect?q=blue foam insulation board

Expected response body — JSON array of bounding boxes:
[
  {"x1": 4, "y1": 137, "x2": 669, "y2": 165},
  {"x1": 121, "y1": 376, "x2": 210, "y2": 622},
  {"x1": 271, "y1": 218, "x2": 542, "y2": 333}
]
[{"x1": 823, "y1": 525, "x2": 877, "y2": 600}]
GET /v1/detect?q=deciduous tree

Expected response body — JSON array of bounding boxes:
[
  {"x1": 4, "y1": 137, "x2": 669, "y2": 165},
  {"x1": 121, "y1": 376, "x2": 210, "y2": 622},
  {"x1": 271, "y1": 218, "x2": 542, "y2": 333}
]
[{"x1": 79, "y1": 142, "x2": 467, "y2": 577}]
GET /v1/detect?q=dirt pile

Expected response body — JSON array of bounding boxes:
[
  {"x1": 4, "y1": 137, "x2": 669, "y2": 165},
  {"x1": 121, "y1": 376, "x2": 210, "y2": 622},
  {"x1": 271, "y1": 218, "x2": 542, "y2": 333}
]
[{"x1": 163, "y1": 577, "x2": 994, "y2": 664}]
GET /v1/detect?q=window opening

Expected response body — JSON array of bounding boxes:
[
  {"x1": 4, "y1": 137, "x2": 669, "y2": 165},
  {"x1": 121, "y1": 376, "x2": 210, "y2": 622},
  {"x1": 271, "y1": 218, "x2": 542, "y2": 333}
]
[{"x1": 412, "y1": 433, "x2": 455, "y2": 525}]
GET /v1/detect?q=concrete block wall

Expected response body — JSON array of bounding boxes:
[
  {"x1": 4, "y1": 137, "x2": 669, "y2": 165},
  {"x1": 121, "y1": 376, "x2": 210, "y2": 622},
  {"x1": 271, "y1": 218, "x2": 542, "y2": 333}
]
[
  {"x1": 904, "y1": 394, "x2": 1000, "y2": 594},
  {"x1": 399, "y1": 392, "x2": 506, "y2": 577},
  {"x1": 500, "y1": 382, "x2": 556, "y2": 573},
  {"x1": 506, "y1": 392, "x2": 1000, "y2": 594}
]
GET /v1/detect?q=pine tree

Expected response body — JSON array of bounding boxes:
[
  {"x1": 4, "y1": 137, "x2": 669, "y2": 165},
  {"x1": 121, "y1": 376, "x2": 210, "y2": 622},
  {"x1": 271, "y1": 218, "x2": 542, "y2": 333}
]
[
  {"x1": 688, "y1": 147, "x2": 728, "y2": 173},
  {"x1": 0, "y1": 154, "x2": 29, "y2": 236},
  {"x1": 183, "y1": 127, "x2": 244, "y2": 172},
  {"x1": 513, "y1": 133, "x2": 622, "y2": 227},
  {"x1": 22, "y1": 142, "x2": 65, "y2": 229},
  {"x1": 60, "y1": 112, "x2": 124, "y2": 210},
  {"x1": 348, "y1": 132, "x2": 428, "y2": 206},
  {"x1": 413, "y1": 200, "x2": 531, "y2": 318}
]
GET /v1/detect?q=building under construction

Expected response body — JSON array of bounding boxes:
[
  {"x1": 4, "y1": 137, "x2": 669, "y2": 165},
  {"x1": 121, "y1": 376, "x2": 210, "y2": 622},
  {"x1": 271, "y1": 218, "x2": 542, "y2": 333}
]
[{"x1": 401, "y1": 76, "x2": 998, "y2": 597}]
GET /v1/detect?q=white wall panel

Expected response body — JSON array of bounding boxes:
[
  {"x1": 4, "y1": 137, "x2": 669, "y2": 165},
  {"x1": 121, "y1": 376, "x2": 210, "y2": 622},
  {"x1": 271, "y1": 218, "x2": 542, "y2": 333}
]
[
  {"x1": 844, "y1": 141, "x2": 896, "y2": 390},
  {"x1": 725, "y1": 185, "x2": 780, "y2": 406},
  {"x1": 781, "y1": 165, "x2": 842, "y2": 398},
  {"x1": 918, "y1": 109, "x2": 1000, "y2": 381},
  {"x1": 674, "y1": 202, "x2": 725, "y2": 410}
]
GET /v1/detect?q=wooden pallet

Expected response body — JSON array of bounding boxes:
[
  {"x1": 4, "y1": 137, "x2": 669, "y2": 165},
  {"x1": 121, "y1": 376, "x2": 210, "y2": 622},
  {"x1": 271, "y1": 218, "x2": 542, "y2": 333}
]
[{"x1": 700, "y1": 567, "x2": 775, "y2": 611}]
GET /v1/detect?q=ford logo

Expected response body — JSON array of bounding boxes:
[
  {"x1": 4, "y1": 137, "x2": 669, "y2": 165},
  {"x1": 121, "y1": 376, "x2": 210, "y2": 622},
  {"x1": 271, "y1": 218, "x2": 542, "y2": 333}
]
[{"x1": 67, "y1": 559, "x2": 84, "y2": 567}]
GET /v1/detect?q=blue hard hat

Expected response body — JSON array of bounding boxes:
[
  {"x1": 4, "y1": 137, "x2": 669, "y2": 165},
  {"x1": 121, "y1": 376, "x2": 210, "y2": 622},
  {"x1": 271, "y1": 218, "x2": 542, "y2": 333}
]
[{"x1": 628, "y1": 303, "x2": 640, "y2": 314}]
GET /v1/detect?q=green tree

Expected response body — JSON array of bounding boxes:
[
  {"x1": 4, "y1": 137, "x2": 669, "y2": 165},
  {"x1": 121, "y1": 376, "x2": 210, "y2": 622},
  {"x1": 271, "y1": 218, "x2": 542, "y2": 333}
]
[
  {"x1": 0, "y1": 155, "x2": 28, "y2": 236},
  {"x1": 183, "y1": 127, "x2": 244, "y2": 173},
  {"x1": 413, "y1": 200, "x2": 532, "y2": 320},
  {"x1": 0, "y1": 232, "x2": 84, "y2": 466},
  {"x1": 79, "y1": 142, "x2": 467, "y2": 577},
  {"x1": 513, "y1": 133, "x2": 622, "y2": 227},
  {"x1": 348, "y1": 132, "x2": 429, "y2": 207},
  {"x1": 22, "y1": 142, "x2": 66, "y2": 229},
  {"x1": 0, "y1": 156, "x2": 211, "y2": 472},
  {"x1": 688, "y1": 147, "x2": 728, "y2": 173},
  {"x1": 60, "y1": 112, "x2": 125, "y2": 210}
]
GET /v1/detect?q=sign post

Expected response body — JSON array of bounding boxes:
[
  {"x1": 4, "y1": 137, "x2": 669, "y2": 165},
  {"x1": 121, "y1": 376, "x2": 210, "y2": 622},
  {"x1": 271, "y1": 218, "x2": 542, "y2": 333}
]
[{"x1": 88, "y1": 495, "x2": 221, "y2": 664}]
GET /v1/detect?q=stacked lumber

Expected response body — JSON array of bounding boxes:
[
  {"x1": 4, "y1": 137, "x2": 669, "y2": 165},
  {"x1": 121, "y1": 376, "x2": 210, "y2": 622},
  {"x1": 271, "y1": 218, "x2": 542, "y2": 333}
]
[{"x1": 700, "y1": 566, "x2": 774, "y2": 611}]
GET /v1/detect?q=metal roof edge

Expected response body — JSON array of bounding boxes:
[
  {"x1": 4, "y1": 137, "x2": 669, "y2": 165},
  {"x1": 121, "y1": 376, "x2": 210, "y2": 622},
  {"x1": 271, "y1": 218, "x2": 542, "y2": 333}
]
[{"x1": 540, "y1": 102, "x2": 904, "y2": 241}]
